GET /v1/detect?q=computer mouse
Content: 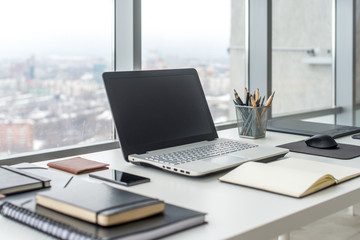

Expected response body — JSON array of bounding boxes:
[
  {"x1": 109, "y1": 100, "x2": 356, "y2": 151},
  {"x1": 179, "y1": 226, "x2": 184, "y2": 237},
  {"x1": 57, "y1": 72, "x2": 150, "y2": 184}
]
[{"x1": 304, "y1": 134, "x2": 338, "y2": 149}]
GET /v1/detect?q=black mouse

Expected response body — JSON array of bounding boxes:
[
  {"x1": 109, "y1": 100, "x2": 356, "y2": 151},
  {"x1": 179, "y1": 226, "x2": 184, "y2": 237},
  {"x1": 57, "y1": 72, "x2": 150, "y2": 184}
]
[{"x1": 304, "y1": 134, "x2": 338, "y2": 149}]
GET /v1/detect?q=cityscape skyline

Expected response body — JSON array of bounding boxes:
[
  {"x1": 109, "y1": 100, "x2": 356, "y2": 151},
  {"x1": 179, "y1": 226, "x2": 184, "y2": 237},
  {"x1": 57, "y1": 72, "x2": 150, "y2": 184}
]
[
  {"x1": 0, "y1": 0, "x2": 235, "y2": 157},
  {"x1": 0, "y1": 53, "x2": 233, "y2": 157}
]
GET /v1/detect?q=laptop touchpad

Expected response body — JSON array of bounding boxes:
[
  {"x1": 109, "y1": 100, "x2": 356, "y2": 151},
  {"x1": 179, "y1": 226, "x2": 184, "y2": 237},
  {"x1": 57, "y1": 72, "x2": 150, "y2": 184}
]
[{"x1": 202, "y1": 155, "x2": 247, "y2": 165}]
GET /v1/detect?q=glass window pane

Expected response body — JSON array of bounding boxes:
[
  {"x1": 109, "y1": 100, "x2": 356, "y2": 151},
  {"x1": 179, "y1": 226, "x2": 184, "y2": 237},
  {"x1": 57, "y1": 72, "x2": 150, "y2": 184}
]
[
  {"x1": 142, "y1": 0, "x2": 246, "y2": 123},
  {"x1": 356, "y1": 0, "x2": 360, "y2": 105},
  {"x1": 356, "y1": 0, "x2": 360, "y2": 125},
  {"x1": 272, "y1": 0, "x2": 333, "y2": 115},
  {"x1": 0, "y1": 0, "x2": 113, "y2": 158}
]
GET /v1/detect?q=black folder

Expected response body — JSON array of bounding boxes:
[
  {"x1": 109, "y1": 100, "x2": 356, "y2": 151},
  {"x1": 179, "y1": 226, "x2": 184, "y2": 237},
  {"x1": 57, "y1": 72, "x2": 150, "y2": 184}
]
[{"x1": 267, "y1": 119, "x2": 360, "y2": 138}]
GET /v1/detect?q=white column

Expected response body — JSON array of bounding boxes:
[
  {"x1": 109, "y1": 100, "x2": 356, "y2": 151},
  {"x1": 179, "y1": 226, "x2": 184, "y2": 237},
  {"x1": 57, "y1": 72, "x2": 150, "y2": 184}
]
[{"x1": 115, "y1": 0, "x2": 141, "y2": 71}]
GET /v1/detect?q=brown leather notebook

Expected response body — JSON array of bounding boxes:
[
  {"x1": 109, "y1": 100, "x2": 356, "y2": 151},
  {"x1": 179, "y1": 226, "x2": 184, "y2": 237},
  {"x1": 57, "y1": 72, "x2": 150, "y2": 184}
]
[{"x1": 47, "y1": 157, "x2": 109, "y2": 174}]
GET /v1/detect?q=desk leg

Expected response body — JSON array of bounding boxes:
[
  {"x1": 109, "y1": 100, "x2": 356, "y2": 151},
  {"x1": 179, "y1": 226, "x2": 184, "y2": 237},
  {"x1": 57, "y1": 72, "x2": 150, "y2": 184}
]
[
  {"x1": 347, "y1": 206, "x2": 355, "y2": 216},
  {"x1": 278, "y1": 233, "x2": 290, "y2": 240}
]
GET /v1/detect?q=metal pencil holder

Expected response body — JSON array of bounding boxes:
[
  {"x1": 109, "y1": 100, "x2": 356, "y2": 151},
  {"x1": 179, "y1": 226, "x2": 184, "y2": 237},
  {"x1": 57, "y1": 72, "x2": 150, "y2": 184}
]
[{"x1": 235, "y1": 105, "x2": 270, "y2": 139}]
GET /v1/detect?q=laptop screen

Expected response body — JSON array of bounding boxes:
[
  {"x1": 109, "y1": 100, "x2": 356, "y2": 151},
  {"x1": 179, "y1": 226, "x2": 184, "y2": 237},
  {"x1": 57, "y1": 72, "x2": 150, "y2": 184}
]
[{"x1": 103, "y1": 68, "x2": 218, "y2": 160}]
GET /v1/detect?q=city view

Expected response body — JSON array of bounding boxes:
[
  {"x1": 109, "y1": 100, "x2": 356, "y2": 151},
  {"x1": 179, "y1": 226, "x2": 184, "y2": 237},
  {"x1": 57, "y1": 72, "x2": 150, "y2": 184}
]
[
  {"x1": 1, "y1": 0, "x2": 333, "y2": 159},
  {"x1": 0, "y1": 53, "x2": 233, "y2": 157},
  {"x1": 0, "y1": 56, "x2": 113, "y2": 155},
  {"x1": 0, "y1": 0, "x2": 234, "y2": 158},
  {"x1": 0, "y1": 0, "x2": 114, "y2": 157}
]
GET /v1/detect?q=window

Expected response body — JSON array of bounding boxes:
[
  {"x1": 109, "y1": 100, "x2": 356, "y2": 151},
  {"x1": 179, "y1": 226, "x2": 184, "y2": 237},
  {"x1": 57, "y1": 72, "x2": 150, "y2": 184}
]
[
  {"x1": 0, "y1": 0, "x2": 114, "y2": 158},
  {"x1": 2, "y1": 0, "x2": 357, "y2": 162},
  {"x1": 356, "y1": 0, "x2": 360, "y2": 125},
  {"x1": 356, "y1": 0, "x2": 360, "y2": 104},
  {"x1": 142, "y1": 0, "x2": 246, "y2": 123},
  {"x1": 272, "y1": 0, "x2": 333, "y2": 116}
]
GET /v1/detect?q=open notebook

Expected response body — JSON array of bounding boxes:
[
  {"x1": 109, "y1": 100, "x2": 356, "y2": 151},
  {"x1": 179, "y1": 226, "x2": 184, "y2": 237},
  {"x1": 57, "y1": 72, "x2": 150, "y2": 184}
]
[{"x1": 219, "y1": 158, "x2": 360, "y2": 198}]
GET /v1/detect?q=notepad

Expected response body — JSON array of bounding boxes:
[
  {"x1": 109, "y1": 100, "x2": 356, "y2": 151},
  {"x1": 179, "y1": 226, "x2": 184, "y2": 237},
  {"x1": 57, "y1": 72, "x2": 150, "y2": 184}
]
[{"x1": 219, "y1": 158, "x2": 360, "y2": 198}]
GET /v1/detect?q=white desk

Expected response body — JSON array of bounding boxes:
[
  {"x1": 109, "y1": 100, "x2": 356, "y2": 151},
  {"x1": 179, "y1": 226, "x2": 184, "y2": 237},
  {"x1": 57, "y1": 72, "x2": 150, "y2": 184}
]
[{"x1": 2, "y1": 129, "x2": 360, "y2": 240}]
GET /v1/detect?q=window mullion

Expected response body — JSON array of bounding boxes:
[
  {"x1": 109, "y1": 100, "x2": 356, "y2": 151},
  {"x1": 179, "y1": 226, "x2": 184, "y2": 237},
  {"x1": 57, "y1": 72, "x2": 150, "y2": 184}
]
[{"x1": 248, "y1": 0, "x2": 272, "y2": 115}]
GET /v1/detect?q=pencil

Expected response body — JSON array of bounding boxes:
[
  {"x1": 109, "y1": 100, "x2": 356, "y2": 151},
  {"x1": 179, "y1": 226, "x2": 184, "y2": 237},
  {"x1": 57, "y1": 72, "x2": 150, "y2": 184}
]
[
  {"x1": 245, "y1": 88, "x2": 250, "y2": 106},
  {"x1": 233, "y1": 89, "x2": 244, "y2": 105},
  {"x1": 250, "y1": 95, "x2": 257, "y2": 107},
  {"x1": 264, "y1": 91, "x2": 275, "y2": 106}
]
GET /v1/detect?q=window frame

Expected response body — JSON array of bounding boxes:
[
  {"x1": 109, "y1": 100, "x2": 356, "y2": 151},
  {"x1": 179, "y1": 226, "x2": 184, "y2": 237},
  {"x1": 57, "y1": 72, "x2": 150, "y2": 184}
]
[
  {"x1": 1, "y1": 0, "x2": 356, "y2": 164},
  {"x1": 335, "y1": 0, "x2": 356, "y2": 125}
]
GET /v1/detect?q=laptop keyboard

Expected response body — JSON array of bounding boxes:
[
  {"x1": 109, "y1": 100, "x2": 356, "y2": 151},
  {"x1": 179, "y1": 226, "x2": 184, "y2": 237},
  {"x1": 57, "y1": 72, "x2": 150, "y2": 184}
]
[{"x1": 145, "y1": 140, "x2": 258, "y2": 165}]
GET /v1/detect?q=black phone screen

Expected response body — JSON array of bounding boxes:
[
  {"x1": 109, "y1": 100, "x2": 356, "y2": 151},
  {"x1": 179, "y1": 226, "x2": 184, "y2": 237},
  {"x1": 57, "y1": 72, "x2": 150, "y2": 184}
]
[{"x1": 89, "y1": 169, "x2": 150, "y2": 186}]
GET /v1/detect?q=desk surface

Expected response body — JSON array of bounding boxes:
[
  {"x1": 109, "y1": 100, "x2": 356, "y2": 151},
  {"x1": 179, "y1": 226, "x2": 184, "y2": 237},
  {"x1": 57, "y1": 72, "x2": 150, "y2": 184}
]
[{"x1": 2, "y1": 129, "x2": 360, "y2": 240}]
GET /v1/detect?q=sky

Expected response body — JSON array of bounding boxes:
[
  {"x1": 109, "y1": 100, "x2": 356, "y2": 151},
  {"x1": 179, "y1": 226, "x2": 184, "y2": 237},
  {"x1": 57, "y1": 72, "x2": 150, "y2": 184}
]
[
  {"x1": 0, "y1": 0, "x2": 231, "y2": 59},
  {"x1": 142, "y1": 0, "x2": 231, "y2": 59},
  {"x1": 0, "y1": 0, "x2": 113, "y2": 58}
]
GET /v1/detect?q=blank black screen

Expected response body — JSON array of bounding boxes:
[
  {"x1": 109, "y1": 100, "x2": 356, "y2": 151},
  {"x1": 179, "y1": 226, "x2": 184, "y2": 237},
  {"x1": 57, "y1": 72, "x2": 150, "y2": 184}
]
[
  {"x1": 103, "y1": 69, "x2": 217, "y2": 159},
  {"x1": 90, "y1": 170, "x2": 150, "y2": 186}
]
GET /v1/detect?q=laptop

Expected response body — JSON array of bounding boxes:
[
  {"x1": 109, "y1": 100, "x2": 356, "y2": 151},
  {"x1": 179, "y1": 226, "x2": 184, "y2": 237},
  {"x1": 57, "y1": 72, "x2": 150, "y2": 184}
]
[
  {"x1": 102, "y1": 68, "x2": 288, "y2": 176},
  {"x1": 267, "y1": 119, "x2": 360, "y2": 139}
]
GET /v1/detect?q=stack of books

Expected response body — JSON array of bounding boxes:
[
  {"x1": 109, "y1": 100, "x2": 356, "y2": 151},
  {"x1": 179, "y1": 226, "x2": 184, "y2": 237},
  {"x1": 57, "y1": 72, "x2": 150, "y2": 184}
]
[{"x1": 0, "y1": 178, "x2": 206, "y2": 240}]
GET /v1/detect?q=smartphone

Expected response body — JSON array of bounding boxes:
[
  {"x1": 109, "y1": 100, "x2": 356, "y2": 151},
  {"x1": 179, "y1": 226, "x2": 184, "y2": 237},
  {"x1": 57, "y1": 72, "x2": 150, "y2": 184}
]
[{"x1": 89, "y1": 169, "x2": 150, "y2": 186}]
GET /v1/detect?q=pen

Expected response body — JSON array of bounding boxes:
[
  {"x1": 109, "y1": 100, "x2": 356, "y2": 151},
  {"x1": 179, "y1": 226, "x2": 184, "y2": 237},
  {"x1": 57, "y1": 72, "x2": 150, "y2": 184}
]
[
  {"x1": 260, "y1": 96, "x2": 265, "y2": 106},
  {"x1": 20, "y1": 199, "x2": 33, "y2": 207},
  {"x1": 64, "y1": 176, "x2": 73, "y2": 188}
]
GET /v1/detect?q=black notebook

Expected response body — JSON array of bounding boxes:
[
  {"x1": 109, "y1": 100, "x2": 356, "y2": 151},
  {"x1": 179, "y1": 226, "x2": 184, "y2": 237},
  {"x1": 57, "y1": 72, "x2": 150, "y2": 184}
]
[
  {"x1": 0, "y1": 200, "x2": 206, "y2": 240},
  {"x1": 36, "y1": 179, "x2": 164, "y2": 226},
  {"x1": 0, "y1": 166, "x2": 51, "y2": 196}
]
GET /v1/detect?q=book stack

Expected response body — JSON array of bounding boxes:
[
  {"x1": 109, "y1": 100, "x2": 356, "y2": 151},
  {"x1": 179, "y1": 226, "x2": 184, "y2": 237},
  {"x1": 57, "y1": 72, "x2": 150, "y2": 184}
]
[{"x1": 0, "y1": 179, "x2": 206, "y2": 240}]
